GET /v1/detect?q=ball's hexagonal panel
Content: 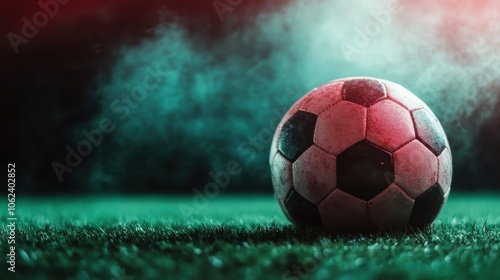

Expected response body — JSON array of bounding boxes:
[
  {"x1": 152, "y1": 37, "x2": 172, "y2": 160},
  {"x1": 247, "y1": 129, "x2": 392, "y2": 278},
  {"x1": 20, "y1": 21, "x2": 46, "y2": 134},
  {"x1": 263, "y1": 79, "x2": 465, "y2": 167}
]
[
  {"x1": 318, "y1": 189, "x2": 369, "y2": 232},
  {"x1": 294, "y1": 82, "x2": 344, "y2": 114},
  {"x1": 337, "y1": 140, "x2": 394, "y2": 201},
  {"x1": 408, "y1": 184, "x2": 444, "y2": 229},
  {"x1": 366, "y1": 99, "x2": 416, "y2": 152},
  {"x1": 271, "y1": 153, "x2": 293, "y2": 203},
  {"x1": 412, "y1": 108, "x2": 448, "y2": 156},
  {"x1": 293, "y1": 145, "x2": 337, "y2": 204},
  {"x1": 367, "y1": 183, "x2": 414, "y2": 229},
  {"x1": 438, "y1": 147, "x2": 453, "y2": 195},
  {"x1": 394, "y1": 140, "x2": 438, "y2": 198},
  {"x1": 383, "y1": 80, "x2": 425, "y2": 111},
  {"x1": 342, "y1": 78, "x2": 386, "y2": 107},
  {"x1": 278, "y1": 111, "x2": 318, "y2": 161},
  {"x1": 284, "y1": 190, "x2": 324, "y2": 228},
  {"x1": 314, "y1": 101, "x2": 367, "y2": 155}
]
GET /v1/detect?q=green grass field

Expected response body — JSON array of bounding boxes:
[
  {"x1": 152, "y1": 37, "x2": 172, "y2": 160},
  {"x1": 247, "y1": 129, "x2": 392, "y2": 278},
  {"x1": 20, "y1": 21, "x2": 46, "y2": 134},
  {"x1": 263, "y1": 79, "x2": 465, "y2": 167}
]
[{"x1": 1, "y1": 194, "x2": 499, "y2": 280}]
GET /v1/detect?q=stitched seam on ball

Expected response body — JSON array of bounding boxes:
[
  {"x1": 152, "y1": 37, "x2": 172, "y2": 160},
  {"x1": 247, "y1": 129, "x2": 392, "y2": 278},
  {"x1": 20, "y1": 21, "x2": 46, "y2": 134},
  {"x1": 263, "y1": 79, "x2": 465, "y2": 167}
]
[
  {"x1": 389, "y1": 91, "x2": 425, "y2": 112},
  {"x1": 367, "y1": 96, "x2": 387, "y2": 108},
  {"x1": 422, "y1": 140, "x2": 441, "y2": 157},
  {"x1": 393, "y1": 183, "x2": 415, "y2": 200},
  {"x1": 395, "y1": 138, "x2": 417, "y2": 155},
  {"x1": 288, "y1": 161, "x2": 295, "y2": 195},
  {"x1": 317, "y1": 81, "x2": 346, "y2": 116},
  {"x1": 393, "y1": 98, "x2": 424, "y2": 112},
  {"x1": 311, "y1": 144, "x2": 337, "y2": 204},
  {"x1": 437, "y1": 147, "x2": 449, "y2": 189},
  {"x1": 317, "y1": 99, "x2": 343, "y2": 116},
  {"x1": 409, "y1": 109, "x2": 420, "y2": 150},
  {"x1": 317, "y1": 189, "x2": 335, "y2": 206},
  {"x1": 364, "y1": 106, "x2": 368, "y2": 138},
  {"x1": 366, "y1": 80, "x2": 388, "y2": 108},
  {"x1": 317, "y1": 188, "x2": 337, "y2": 205},
  {"x1": 313, "y1": 143, "x2": 335, "y2": 156},
  {"x1": 270, "y1": 151, "x2": 278, "y2": 166},
  {"x1": 381, "y1": 81, "x2": 424, "y2": 111}
]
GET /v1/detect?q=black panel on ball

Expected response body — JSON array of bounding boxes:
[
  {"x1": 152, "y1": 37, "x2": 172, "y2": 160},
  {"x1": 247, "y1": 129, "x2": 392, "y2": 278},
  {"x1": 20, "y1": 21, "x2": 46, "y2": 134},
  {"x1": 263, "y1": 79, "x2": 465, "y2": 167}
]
[
  {"x1": 337, "y1": 140, "x2": 394, "y2": 201},
  {"x1": 278, "y1": 110, "x2": 318, "y2": 162},
  {"x1": 284, "y1": 190, "x2": 324, "y2": 228},
  {"x1": 408, "y1": 184, "x2": 444, "y2": 229},
  {"x1": 342, "y1": 79, "x2": 386, "y2": 107},
  {"x1": 412, "y1": 109, "x2": 447, "y2": 156}
]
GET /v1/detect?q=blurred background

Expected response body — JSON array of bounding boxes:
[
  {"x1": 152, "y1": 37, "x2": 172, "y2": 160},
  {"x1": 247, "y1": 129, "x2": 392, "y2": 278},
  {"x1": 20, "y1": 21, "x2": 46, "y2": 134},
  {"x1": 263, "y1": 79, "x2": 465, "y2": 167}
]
[{"x1": 2, "y1": 0, "x2": 499, "y2": 195}]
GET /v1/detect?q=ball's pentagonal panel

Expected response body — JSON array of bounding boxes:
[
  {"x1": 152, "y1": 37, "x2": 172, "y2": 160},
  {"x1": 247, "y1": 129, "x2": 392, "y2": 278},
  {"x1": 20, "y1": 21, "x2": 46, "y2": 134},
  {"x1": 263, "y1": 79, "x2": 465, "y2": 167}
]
[
  {"x1": 271, "y1": 153, "x2": 293, "y2": 209},
  {"x1": 319, "y1": 189, "x2": 369, "y2": 232},
  {"x1": 394, "y1": 140, "x2": 438, "y2": 198},
  {"x1": 383, "y1": 81, "x2": 425, "y2": 111},
  {"x1": 278, "y1": 111, "x2": 318, "y2": 162},
  {"x1": 293, "y1": 145, "x2": 337, "y2": 204},
  {"x1": 412, "y1": 108, "x2": 447, "y2": 156},
  {"x1": 368, "y1": 184, "x2": 414, "y2": 229},
  {"x1": 408, "y1": 184, "x2": 444, "y2": 229},
  {"x1": 314, "y1": 101, "x2": 367, "y2": 155},
  {"x1": 438, "y1": 147, "x2": 453, "y2": 195},
  {"x1": 366, "y1": 99, "x2": 416, "y2": 152},
  {"x1": 284, "y1": 190, "x2": 324, "y2": 228},
  {"x1": 337, "y1": 140, "x2": 394, "y2": 201},
  {"x1": 342, "y1": 78, "x2": 386, "y2": 107}
]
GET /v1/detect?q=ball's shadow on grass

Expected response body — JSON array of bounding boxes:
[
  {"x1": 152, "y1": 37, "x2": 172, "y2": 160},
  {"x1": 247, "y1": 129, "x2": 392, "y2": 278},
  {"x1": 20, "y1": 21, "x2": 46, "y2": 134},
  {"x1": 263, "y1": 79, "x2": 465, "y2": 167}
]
[
  {"x1": 25, "y1": 222, "x2": 472, "y2": 249},
  {"x1": 163, "y1": 223, "x2": 431, "y2": 244}
]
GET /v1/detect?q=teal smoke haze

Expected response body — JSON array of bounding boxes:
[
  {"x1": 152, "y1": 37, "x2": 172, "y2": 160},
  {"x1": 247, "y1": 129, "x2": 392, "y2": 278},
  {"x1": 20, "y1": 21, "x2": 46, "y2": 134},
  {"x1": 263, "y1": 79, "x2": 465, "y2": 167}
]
[{"x1": 85, "y1": 0, "x2": 500, "y2": 191}]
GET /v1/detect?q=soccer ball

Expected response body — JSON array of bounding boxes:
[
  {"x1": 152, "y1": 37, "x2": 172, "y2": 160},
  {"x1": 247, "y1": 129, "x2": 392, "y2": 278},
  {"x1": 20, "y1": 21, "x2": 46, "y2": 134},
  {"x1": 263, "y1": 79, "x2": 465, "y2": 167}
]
[{"x1": 270, "y1": 77, "x2": 452, "y2": 232}]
